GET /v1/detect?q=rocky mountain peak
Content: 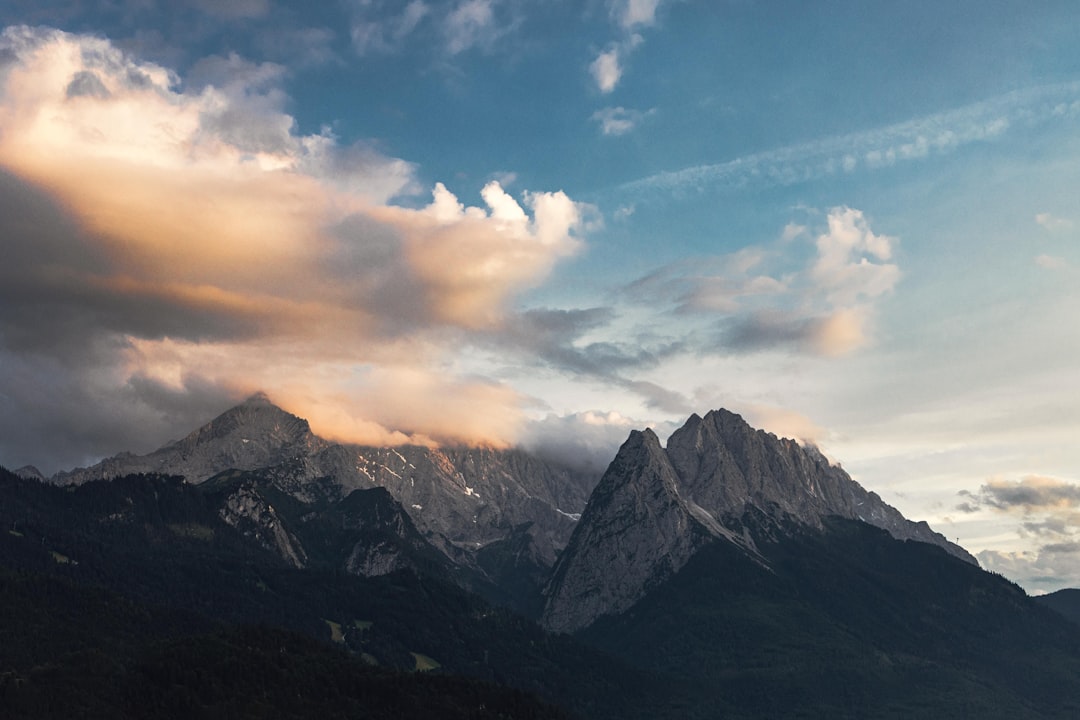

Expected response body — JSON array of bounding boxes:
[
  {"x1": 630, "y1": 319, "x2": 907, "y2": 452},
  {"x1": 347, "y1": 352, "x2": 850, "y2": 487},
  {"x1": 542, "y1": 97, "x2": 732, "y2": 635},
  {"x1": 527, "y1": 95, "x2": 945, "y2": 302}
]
[
  {"x1": 53, "y1": 392, "x2": 327, "y2": 485},
  {"x1": 542, "y1": 428, "x2": 733, "y2": 633},
  {"x1": 542, "y1": 409, "x2": 976, "y2": 632},
  {"x1": 182, "y1": 392, "x2": 312, "y2": 445}
]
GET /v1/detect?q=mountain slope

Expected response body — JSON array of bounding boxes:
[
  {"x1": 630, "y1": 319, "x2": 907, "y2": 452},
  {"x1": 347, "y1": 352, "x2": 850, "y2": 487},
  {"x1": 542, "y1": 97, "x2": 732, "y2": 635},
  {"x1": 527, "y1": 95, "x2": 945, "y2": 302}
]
[
  {"x1": 579, "y1": 517, "x2": 1080, "y2": 718},
  {"x1": 46, "y1": 393, "x2": 599, "y2": 610},
  {"x1": 54, "y1": 392, "x2": 327, "y2": 485},
  {"x1": 544, "y1": 409, "x2": 973, "y2": 632},
  {"x1": 0, "y1": 465, "x2": 658, "y2": 719},
  {"x1": 1035, "y1": 588, "x2": 1080, "y2": 627}
]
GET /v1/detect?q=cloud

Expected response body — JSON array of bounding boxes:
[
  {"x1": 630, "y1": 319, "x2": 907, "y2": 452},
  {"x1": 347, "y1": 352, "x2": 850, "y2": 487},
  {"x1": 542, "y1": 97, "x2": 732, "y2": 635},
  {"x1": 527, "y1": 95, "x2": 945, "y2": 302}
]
[
  {"x1": 1035, "y1": 212, "x2": 1074, "y2": 233},
  {"x1": 741, "y1": 404, "x2": 827, "y2": 446},
  {"x1": 610, "y1": 0, "x2": 666, "y2": 29},
  {"x1": 522, "y1": 410, "x2": 639, "y2": 474},
  {"x1": 522, "y1": 409, "x2": 682, "y2": 475},
  {"x1": 1035, "y1": 254, "x2": 1071, "y2": 271},
  {"x1": 979, "y1": 546, "x2": 1080, "y2": 594},
  {"x1": 620, "y1": 81, "x2": 1080, "y2": 196},
  {"x1": 592, "y1": 106, "x2": 652, "y2": 136},
  {"x1": 589, "y1": 3, "x2": 651, "y2": 93},
  {"x1": 966, "y1": 475, "x2": 1080, "y2": 512},
  {"x1": 810, "y1": 207, "x2": 900, "y2": 307},
  {"x1": 444, "y1": 0, "x2": 502, "y2": 54},
  {"x1": 959, "y1": 475, "x2": 1080, "y2": 591},
  {"x1": 590, "y1": 47, "x2": 622, "y2": 93},
  {"x1": 347, "y1": 0, "x2": 517, "y2": 57},
  {"x1": 350, "y1": 0, "x2": 430, "y2": 54},
  {"x1": 0, "y1": 26, "x2": 589, "y2": 472},
  {"x1": 622, "y1": 208, "x2": 899, "y2": 357},
  {"x1": 723, "y1": 308, "x2": 868, "y2": 358}
]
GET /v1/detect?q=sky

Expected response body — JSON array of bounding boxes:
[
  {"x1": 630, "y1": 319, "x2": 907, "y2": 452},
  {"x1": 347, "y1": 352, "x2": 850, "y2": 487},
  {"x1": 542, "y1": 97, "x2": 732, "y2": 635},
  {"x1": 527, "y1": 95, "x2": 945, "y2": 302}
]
[{"x1": 0, "y1": 1, "x2": 1078, "y2": 594}]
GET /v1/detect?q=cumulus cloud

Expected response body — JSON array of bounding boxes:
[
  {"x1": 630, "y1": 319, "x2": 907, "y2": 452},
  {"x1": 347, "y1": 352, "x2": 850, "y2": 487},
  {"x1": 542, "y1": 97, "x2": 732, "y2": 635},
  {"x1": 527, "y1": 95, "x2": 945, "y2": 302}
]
[
  {"x1": 622, "y1": 208, "x2": 899, "y2": 357},
  {"x1": 979, "y1": 546, "x2": 1080, "y2": 595},
  {"x1": 589, "y1": 2, "x2": 653, "y2": 92},
  {"x1": 958, "y1": 475, "x2": 1080, "y2": 590},
  {"x1": 444, "y1": 0, "x2": 503, "y2": 54},
  {"x1": 610, "y1": 0, "x2": 666, "y2": 29},
  {"x1": 590, "y1": 47, "x2": 622, "y2": 93},
  {"x1": 0, "y1": 26, "x2": 588, "y2": 472},
  {"x1": 810, "y1": 207, "x2": 899, "y2": 307},
  {"x1": 963, "y1": 475, "x2": 1080, "y2": 512}
]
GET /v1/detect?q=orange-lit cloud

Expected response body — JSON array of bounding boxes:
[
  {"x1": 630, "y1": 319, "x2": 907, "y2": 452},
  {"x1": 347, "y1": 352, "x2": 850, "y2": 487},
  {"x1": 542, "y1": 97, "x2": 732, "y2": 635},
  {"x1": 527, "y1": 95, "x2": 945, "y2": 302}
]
[{"x1": 0, "y1": 26, "x2": 587, "y2": 462}]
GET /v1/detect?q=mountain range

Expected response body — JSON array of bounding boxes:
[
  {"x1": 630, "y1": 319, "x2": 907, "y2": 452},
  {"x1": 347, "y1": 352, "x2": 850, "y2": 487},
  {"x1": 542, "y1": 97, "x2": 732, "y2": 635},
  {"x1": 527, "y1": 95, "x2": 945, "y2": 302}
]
[{"x1": 5, "y1": 393, "x2": 1080, "y2": 718}]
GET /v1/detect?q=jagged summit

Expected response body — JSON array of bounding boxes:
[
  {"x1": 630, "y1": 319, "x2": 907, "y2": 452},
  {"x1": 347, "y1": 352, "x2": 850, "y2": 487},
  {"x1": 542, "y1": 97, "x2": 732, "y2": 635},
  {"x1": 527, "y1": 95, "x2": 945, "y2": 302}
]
[
  {"x1": 542, "y1": 409, "x2": 975, "y2": 632},
  {"x1": 13, "y1": 465, "x2": 45, "y2": 481},
  {"x1": 53, "y1": 393, "x2": 326, "y2": 485},
  {"x1": 175, "y1": 392, "x2": 315, "y2": 450},
  {"x1": 45, "y1": 393, "x2": 601, "y2": 607}
]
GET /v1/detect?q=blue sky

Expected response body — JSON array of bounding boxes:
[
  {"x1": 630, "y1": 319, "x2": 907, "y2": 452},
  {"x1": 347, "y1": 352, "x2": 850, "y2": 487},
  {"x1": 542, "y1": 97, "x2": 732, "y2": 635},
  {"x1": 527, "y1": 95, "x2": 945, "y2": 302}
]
[{"x1": 0, "y1": 0, "x2": 1079, "y2": 592}]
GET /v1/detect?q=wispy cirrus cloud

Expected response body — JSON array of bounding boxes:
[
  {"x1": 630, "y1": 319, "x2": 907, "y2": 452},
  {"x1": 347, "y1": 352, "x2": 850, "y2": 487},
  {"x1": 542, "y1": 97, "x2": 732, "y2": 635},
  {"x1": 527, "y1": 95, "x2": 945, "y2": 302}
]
[
  {"x1": 620, "y1": 82, "x2": 1080, "y2": 197},
  {"x1": 349, "y1": 0, "x2": 430, "y2": 54},
  {"x1": 348, "y1": 0, "x2": 518, "y2": 57},
  {"x1": 592, "y1": 105, "x2": 653, "y2": 136}
]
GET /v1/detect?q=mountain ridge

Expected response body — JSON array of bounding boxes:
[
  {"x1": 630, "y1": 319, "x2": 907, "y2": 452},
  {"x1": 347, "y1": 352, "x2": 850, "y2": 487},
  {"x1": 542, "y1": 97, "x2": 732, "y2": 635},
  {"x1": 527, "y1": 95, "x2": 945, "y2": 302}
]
[
  {"x1": 543, "y1": 408, "x2": 974, "y2": 632},
  {"x1": 45, "y1": 392, "x2": 599, "y2": 611}
]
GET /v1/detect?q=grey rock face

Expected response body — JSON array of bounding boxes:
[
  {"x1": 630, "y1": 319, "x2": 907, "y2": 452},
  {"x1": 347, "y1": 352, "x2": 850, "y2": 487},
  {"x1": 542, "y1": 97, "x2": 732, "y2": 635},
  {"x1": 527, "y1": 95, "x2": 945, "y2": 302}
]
[
  {"x1": 217, "y1": 480, "x2": 309, "y2": 569},
  {"x1": 667, "y1": 410, "x2": 974, "y2": 560},
  {"x1": 542, "y1": 409, "x2": 976, "y2": 633},
  {"x1": 13, "y1": 465, "x2": 45, "y2": 481},
  {"x1": 542, "y1": 429, "x2": 734, "y2": 634},
  {"x1": 49, "y1": 393, "x2": 598, "y2": 579},
  {"x1": 54, "y1": 392, "x2": 327, "y2": 485}
]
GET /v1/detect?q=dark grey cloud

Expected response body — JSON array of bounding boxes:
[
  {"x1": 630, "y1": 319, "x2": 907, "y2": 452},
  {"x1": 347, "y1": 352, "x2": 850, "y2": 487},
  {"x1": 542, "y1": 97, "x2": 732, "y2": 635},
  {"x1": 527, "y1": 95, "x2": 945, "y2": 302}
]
[
  {"x1": 1022, "y1": 517, "x2": 1074, "y2": 537},
  {"x1": 967, "y1": 476, "x2": 1080, "y2": 512},
  {"x1": 1041, "y1": 541, "x2": 1080, "y2": 555},
  {"x1": 621, "y1": 379, "x2": 691, "y2": 414},
  {"x1": 493, "y1": 307, "x2": 656, "y2": 377},
  {"x1": 954, "y1": 500, "x2": 980, "y2": 514},
  {"x1": 0, "y1": 345, "x2": 239, "y2": 476},
  {"x1": 66, "y1": 70, "x2": 112, "y2": 98},
  {"x1": 720, "y1": 312, "x2": 827, "y2": 354},
  {"x1": 0, "y1": 171, "x2": 273, "y2": 473},
  {"x1": 483, "y1": 307, "x2": 688, "y2": 409},
  {"x1": 0, "y1": 171, "x2": 278, "y2": 354}
]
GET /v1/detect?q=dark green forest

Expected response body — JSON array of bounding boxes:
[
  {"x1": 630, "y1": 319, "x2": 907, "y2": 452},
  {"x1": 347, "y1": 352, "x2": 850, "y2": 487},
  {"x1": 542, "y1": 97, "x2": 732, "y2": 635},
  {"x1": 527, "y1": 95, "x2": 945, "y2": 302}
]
[{"x1": 4, "y1": 467, "x2": 1080, "y2": 718}]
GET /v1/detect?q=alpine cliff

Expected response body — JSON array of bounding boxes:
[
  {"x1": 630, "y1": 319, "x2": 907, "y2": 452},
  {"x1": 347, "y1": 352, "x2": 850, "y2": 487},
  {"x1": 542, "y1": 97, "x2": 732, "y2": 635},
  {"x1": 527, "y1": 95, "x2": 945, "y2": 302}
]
[
  {"x1": 48, "y1": 392, "x2": 598, "y2": 610},
  {"x1": 7, "y1": 400, "x2": 1080, "y2": 718},
  {"x1": 543, "y1": 409, "x2": 974, "y2": 633}
]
